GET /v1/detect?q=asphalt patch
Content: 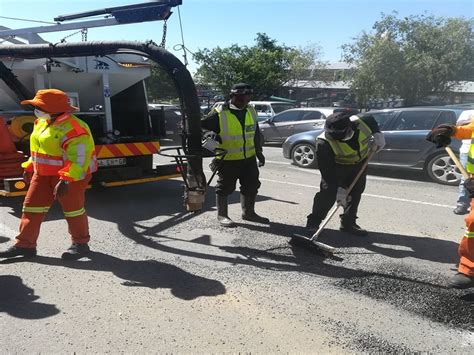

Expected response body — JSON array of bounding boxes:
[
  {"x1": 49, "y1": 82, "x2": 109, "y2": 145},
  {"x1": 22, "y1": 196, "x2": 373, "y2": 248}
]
[{"x1": 336, "y1": 274, "x2": 473, "y2": 332}]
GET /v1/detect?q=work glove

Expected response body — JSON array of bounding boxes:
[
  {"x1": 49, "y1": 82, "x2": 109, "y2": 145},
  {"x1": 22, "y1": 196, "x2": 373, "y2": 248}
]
[
  {"x1": 426, "y1": 124, "x2": 454, "y2": 148},
  {"x1": 202, "y1": 131, "x2": 222, "y2": 143},
  {"x1": 464, "y1": 177, "x2": 474, "y2": 198},
  {"x1": 256, "y1": 151, "x2": 265, "y2": 167},
  {"x1": 373, "y1": 132, "x2": 386, "y2": 152},
  {"x1": 336, "y1": 187, "x2": 349, "y2": 207},
  {"x1": 202, "y1": 131, "x2": 222, "y2": 152}
]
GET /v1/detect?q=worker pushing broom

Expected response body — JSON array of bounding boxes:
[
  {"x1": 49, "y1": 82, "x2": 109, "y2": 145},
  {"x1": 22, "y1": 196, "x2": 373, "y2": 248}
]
[{"x1": 290, "y1": 111, "x2": 385, "y2": 254}]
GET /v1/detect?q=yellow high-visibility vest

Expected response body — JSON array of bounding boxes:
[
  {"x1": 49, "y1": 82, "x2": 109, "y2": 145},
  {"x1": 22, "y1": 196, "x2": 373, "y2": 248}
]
[
  {"x1": 216, "y1": 105, "x2": 257, "y2": 160},
  {"x1": 318, "y1": 119, "x2": 372, "y2": 164},
  {"x1": 22, "y1": 113, "x2": 97, "y2": 181}
]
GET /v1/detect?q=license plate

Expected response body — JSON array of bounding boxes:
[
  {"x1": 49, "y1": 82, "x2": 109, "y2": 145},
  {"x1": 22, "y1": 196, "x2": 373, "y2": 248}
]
[{"x1": 97, "y1": 158, "x2": 127, "y2": 167}]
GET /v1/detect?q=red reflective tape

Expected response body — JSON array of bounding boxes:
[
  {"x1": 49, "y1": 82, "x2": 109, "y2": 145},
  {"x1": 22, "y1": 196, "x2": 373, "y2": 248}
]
[
  {"x1": 106, "y1": 144, "x2": 125, "y2": 157},
  {"x1": 143, "y1": 142, "x2": 159, "y2": 153},
  {"x1": 126, "y1": 143, "x2": 143, "y2": 156}
]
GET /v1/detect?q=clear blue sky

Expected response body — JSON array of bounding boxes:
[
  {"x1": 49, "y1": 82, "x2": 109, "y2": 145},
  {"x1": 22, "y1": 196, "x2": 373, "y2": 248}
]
[{"x1": 1, "y1": 0, "x2": 473, "y2": 73}]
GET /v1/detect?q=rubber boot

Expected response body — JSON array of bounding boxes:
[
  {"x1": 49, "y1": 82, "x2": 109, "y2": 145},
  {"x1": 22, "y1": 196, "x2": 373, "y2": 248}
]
[
  {"x1": 241, "y1": 194, "x2": 269, "y2": 223},
  {"x1": 340, "y1": 217, "x2": 368, "y2": 236},
  {"x1": 217, "y1": 195, "x2": 235, "y2": 228}
]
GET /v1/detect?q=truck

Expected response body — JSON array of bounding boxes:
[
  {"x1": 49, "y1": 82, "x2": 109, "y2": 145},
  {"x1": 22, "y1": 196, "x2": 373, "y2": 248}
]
[{"x1": 0, "y1": 0, "x2": 206, "y2": 211}]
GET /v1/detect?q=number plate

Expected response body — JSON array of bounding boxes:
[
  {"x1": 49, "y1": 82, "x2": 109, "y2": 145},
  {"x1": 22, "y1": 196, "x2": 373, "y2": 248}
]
[{"x1": 97, "y1": 158, "x2": 127, "y2": 167}]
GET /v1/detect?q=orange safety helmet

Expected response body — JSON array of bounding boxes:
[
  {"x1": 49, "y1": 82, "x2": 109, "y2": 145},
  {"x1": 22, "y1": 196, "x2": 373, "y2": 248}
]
[{"x1": 21, "y1": 89, "x2": 78, "y2": 113}]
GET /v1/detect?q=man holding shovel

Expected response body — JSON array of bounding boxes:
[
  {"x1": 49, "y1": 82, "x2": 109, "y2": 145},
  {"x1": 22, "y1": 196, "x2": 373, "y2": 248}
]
[
  {"x1": 306, "y1": 111, "x2": 384, "y2": 236},
  {"x1": 426, "y1": 117, "x2": 474, "y2": 289}
]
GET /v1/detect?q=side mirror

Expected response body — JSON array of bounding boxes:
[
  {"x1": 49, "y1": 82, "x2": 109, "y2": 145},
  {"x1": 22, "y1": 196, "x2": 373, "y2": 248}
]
[{"x1": 262, "y1": 118, "x2": 271, "y2": 124}]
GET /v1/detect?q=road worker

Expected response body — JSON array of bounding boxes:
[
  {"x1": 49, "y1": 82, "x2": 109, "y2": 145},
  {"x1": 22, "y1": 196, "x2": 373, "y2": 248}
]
[
  {"x1": 306, "y1": 111, "x2": 384, "y2": 236},
  {"x1": 0, "y1": 89, "x2": 97, "y2": 260},
  {"x1": 426, "y1": 117, "x2": 474, "y2": 289},
  {"x1": 201, "y1": 83, "x2": 268, "y2": 227}
]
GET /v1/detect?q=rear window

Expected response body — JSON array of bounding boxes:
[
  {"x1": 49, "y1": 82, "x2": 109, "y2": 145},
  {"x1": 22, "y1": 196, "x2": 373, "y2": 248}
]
[
  {"x1": 435, "y1": 111, "x2": 456, "y2": 126},
  {"x1": 392, "y1": 111, "x2": 440, "y2": 131},
  {"x1": 368, "y1": 111, "x2": 395, "y2": 130},
  {"x1": 300, "y1": 111, "x2": 323, "y2": 120},
  {"x1": 272, "y1": 104, "x2": 296, "y2": 113}
]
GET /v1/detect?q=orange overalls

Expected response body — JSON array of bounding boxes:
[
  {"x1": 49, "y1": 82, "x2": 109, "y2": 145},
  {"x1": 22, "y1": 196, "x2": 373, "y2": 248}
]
[
  {"x1": 452, "y1": 124, "x2": 474, "y2": 277},
  {"x1": 15, "y1": 113, "x2": 97, "y2": 249}
]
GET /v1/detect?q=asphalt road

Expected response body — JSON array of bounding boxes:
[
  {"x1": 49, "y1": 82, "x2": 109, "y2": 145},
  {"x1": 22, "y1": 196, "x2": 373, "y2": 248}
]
[{"x1": 0, "y1": 146, "x2": 473, "y2": 353}]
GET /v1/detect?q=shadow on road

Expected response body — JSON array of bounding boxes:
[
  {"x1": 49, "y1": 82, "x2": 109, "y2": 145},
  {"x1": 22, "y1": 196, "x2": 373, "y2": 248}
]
[
  {"x1": 0, "y1": 275, "x2": 60, "y2": 319},
  {"x1": 1, "y1": 252, "x2": 226, "y2": 301},
  {"x1": 0, "y1": 236, "x2": 10, "y2": 243}
]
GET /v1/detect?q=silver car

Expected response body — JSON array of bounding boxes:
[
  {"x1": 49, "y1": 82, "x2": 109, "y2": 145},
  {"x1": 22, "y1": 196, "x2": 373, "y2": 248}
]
[
  {"x1": 259, "y1": 107, "x2": 357, "y2": 143},
  {"x1": 282, "y1": 107, "x2": 466, "y2": 185}
]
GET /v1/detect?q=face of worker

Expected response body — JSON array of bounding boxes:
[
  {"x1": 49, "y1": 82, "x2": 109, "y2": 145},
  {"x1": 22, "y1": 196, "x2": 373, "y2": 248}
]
[
  {"x1": 341, "y1": 127, "x2": 354, "y2": 141},
  {"x1": 34, "y1": 108, "x2": 52, "y2": 120},
  {"x1": 231, "y1": 93, "x2": 251, "y2": 109}
]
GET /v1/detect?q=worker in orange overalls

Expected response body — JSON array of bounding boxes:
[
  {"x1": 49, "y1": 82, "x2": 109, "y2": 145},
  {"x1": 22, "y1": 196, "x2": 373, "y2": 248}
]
[
  {"x1": 0, "y1": 89, "x2": 97, "y2": 260},
  {"x1": 427, "y1": 115, "x2": 474, "y2": 289}
]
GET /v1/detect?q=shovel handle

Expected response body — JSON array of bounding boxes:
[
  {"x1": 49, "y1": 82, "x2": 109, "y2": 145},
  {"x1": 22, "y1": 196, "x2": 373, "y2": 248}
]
[{"x1": 445, "y1": 146, "x2": 469, "y2": 180}]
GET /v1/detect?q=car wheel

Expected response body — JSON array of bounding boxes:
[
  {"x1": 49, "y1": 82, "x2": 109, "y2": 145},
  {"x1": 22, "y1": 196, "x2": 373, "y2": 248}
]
[
  {"x1": 425, "y1": 153, "x2": 462, "y2": 186},
  {"x1": 292, "y1": 143, "x2": 317, "y2": 168}
]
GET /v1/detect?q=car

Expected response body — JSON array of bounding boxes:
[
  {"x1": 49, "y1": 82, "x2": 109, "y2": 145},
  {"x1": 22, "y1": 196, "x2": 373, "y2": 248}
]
[
  {"x1": 282, "y1": 107, "x2": 466, "y2": 185},
  {"x1": 208, "y1": 101, "x2": 297, "y2": 122},
  {"x1": 250, "y1": 101, "x2": 297, "y2": 121},
  {"x1": 148, "y1": 104, "x2": 182, "y2": 144},
  {"x1": 259, "y1": 107, "x2": 358, "y2": 143}
]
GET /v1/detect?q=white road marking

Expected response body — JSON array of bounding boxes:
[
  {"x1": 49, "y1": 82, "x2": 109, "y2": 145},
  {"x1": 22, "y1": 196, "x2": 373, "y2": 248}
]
[
  {"x1": 259, "y1": 177, "x2": 455, "y2": 209},
  {"x1": 267, "y1": 160, "x2": 431, "y2": 184}
]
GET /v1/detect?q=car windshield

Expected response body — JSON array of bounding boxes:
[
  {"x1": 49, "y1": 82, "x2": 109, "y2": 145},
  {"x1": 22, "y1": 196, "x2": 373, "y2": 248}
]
[{"x1": 272, "y1": 104, "x2": 296, "y2": 113}]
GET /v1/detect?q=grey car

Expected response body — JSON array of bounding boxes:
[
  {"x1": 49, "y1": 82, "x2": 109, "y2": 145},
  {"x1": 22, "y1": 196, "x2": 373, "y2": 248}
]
[
  {"x1": 259, "y1": 107, "x2": 358, "y2": 143},
  {"x1": 282, "y1": 107, "x2": 466, "y2": 185}
]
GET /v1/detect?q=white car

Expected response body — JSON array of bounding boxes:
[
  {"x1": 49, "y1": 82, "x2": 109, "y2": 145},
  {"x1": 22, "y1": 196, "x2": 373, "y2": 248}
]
[{"x1": 209, "y1": 101, "x2": 297, "y2": 121}]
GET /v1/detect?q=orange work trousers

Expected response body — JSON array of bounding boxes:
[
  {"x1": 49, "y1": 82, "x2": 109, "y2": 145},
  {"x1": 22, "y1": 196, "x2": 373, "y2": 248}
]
[
  {"x1": 459, "y1": 199, "x2": 474, "y2": 276},
  {"x1": 15, "y1": 174, "x2": 91, "y2": 249}
]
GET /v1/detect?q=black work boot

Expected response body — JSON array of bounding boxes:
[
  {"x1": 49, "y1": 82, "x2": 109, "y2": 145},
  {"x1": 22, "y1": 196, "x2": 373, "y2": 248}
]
[
  {"x1": 241, "y1": 194, "x2": 269, "y2": 223},
  {"x1": 0, "y1": 246, "x2": 37, "y2": 259},
  {"x1": 453, "y1": 206, "x2": 469, "y2": 215},
  {"x1": 61, "y1": 243, "x2": 90, "y2": 260},
  {"x1": 449, "y1": 272, "x2": 474, "y2": 289},
  {"x1": 216, "y1": 195, "x2": 236, "y2": 228},
  {"x1": 340, "y1": 219, "x2": 368, "y2": 236}
]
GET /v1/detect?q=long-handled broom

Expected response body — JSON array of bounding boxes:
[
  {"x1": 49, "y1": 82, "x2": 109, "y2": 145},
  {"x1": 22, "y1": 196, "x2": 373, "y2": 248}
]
[{"x1": 289, "y1": 146, "x2": 378, "y2": 255}]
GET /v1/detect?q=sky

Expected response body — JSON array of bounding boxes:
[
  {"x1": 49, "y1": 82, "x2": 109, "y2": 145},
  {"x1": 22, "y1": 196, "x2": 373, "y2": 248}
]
[{"x1": 1, "y1": 0, "x2": 473, "y2": 73}]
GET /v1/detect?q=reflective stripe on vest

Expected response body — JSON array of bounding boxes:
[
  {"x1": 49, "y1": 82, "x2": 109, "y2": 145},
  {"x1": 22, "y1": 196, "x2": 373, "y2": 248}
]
[
  {"x1": 466, "y1": 134, "x2": 474, "y2": 173},
  {"x1": 318, "y1": 120, "x2": 372, "y2": 164},
  {"x1": 217, "y1": 106, "x2": 257, "y2": 160},
  {"x1": 26, "y1": 114, "x2": 97, "y2": 179}
]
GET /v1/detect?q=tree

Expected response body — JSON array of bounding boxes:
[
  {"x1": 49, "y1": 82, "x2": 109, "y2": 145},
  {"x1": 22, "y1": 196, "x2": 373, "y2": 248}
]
[
  {"x1": 193, "y1": 33, "x2": 324, "y2": 99},
  {"x1": 146, "y1": 64, "x2": 179, "y2": 103},
  {"x1": 343, "y1": 13, "x2": 474, "y2": 107}
]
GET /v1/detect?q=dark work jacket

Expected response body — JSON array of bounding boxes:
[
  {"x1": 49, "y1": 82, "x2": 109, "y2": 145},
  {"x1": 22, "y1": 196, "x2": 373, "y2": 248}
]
[
  {"x1": 316, "y1": 115, "x2": 380, "y2": 186},
  {"x1": 201, "y1": 102, "x2": 263, "y2": 154}
]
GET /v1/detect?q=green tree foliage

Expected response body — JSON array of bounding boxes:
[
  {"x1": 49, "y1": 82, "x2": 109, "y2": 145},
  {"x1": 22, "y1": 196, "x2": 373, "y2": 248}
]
[
  {"x1": 193, "y1": 33, "x2": 323, "y2": 99},
  {"x1": 343, "y1": 13, "x2": 474, "y2": 106},
  {"x1": 146, "y1": 64, "x2": 179, "y2": 103}
]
